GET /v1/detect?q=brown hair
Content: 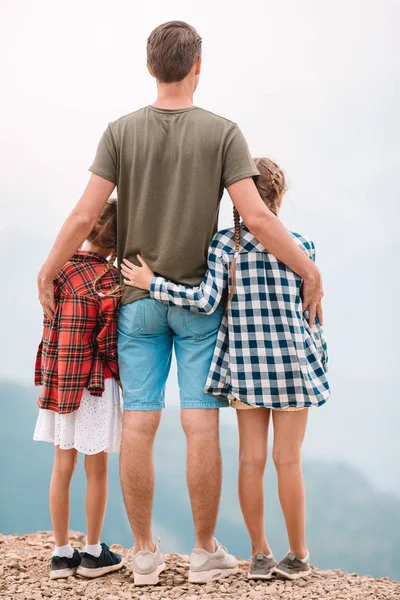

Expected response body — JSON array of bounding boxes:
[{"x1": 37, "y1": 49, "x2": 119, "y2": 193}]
[
  {"x1": 252, "y1": 157, "x2": 286, "y2": 216},
  {"x1": 228, "y1": 158, "x2": 286, "y2": 304},
  {"x1": 147, "y1": 21, "x2": 202, "y2": 83},
  {"x1": 87, "y1": 198, "x2": 121, "y2": 297}
]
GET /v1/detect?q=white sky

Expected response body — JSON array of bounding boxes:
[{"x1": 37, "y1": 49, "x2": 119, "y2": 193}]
[{"x1": 1, "y1": 1, "x2": 399, "y2": 492}]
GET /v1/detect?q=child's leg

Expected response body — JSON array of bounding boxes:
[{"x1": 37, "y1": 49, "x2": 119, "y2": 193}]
[
  {"x1": 50, "y1": 447, "x2": 78, "y2": 547},
  {"x1": 272, "y1": 409, "x2": 309, "y2": 558},
  {"x1": 237, "y1": 408, "x2": 272, "y2": 555},
  {"x1": 76, "y1": 452, "x2": 123, "y2": 578},
  {"x1": 84, "y1": 452, "x2": 108, "y2": 546}
]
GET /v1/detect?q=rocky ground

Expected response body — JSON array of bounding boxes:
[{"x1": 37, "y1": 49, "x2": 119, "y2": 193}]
[{"x1": 0, "y1": 532, "x2": 398, "y2": 600}]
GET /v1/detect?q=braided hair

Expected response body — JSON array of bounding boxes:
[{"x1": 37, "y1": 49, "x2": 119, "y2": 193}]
[
  {"x1": 88, "y1": 198, "x2": 121, "y2": 298},
  {"x1": 252, "y1": 157, "x2": 286, "y2": 216},
  {"x1": 228, "y1": 157, "x2": 286, "y2": 306},
  {"x1": 228, "y1": 206, "x2": 242, "y2": 304}
]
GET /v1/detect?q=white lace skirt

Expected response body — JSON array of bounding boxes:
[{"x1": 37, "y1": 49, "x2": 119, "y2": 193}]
[{"x1": 33, "y1": 378, "x2": 122, "y2": 455}]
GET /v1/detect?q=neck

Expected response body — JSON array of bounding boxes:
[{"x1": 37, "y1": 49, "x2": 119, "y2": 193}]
[
  {"x1": 153, "y1": 80, "x2": 194, "y2": 110},
  {"x1": 82, "y1": 241, "x2": 110, "y2": 258}
]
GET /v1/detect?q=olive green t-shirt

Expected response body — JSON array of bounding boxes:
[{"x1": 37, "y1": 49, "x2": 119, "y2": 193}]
[{"x1": 89, "y1": 105, "x2": 259, "y2": 305}]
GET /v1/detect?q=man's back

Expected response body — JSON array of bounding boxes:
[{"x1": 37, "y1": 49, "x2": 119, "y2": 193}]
[{"x1": 89, "y1": 105, "x2": 258, "y2": 305}]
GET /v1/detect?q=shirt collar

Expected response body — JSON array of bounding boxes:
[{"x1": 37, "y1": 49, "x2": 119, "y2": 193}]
[{"x1": 72, "y1": 251, "x2": 109, "y2": 265}]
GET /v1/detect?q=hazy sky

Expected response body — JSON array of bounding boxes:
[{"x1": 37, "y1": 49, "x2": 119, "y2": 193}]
[{"x1": 1, "y1": 1, "x2": 399, "y2": 492}]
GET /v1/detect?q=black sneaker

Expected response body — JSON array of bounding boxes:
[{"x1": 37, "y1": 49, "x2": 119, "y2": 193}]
[
  {"x1": 50, "y1": 549, "x2": 81, "y2": 580},
  {"x1": 76, "y1": 543, "x2": 124, "y2": 578}
]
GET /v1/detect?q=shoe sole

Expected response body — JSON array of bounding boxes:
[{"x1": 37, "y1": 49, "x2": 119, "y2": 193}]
[
  {"x1": 274, "y1": 566, "x2": 311, "y2": 580},
  {"x1": 188, "y1": 566, "x2": 239, "y2": 584},
  {"x1": 247, "y1": 571, "x2": 274, "y2": 580},
  {"x1": 133, "y1": 562, "x2": 166, "y2": 586},
  {"x1": 50, "y1": 567, "x2": 78, "y2": 580},
  {"x1": 76, "y1": 560, "x2": 124, "y2": 579}
]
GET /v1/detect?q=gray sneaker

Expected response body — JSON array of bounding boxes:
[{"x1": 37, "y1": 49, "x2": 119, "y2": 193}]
[
  {"x1": 131, "y1": 540, "x2": 165, "y2": 586},
  {"x1": 248, "y1": 553, "x2": 277, "y2": 580},
  {"x1": 274, "y1": 552, "x2": 311, "y2": 580},
  {"x1": 188, "y1": 539, "x2": 239, "y2": 583}
]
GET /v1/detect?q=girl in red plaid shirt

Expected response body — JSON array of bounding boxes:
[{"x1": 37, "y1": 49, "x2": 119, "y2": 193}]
[{"x1": 34, "y1": 199, "x2": 124, "y2": 579}]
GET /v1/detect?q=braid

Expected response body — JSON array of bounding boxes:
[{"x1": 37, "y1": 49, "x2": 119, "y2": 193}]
[
  {"x1": 92, "y1": 249, "x2": 122, "y2": 298},
  {"x1": 233, "y1": 207, "x2": 241, "y2": 253},
  {"x1": 228, "y1": 207, "x2": 242, "y2": 305},
  {"x1": 253, "y1": 157, "x2": 286, "y2": 215}
]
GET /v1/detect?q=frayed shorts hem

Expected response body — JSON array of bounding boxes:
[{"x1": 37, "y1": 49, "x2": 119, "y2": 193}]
[
  {"x1": 123, "y1": 402, "x2": 165, "y2": 411},
  {"x1": 122, "y1": 399, "x2": 229, "y2": 411},
  {"x1": 181, "y1": 400, "x2": 230, "y2": 409}
]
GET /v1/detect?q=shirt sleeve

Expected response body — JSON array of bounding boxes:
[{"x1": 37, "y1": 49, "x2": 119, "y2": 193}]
[
  {"x1": 150, "y1": 248, "x2": 228, "y2": 314},
  {"x1": 306, "y1": 240, "x2": 328, "y2": 370},
  {"x1": 57, "y1": 295, "x2": 98, "y2": 405},
  {"x1": 89, "y1": 124, "x2": 118, "y2": 185},
  {"x1": 222, "y1": 124, "x2": 259, "y2": 188},
  {"x1": 310, "y1": 240, "x2": 316, "y2": 262}
]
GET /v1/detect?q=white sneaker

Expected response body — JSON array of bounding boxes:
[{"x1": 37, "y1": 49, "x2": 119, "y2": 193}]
[
  {"x1": 131, "y1": 540, "x2": 165, "y2": 586},
  {"x1": 188, "y1": 539, "x2": 239, "y2": 583}
]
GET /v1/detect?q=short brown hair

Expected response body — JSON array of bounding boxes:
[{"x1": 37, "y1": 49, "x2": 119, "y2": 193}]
[{"x1": 147, "y1": 21, "x2": 202, "y2": 83}]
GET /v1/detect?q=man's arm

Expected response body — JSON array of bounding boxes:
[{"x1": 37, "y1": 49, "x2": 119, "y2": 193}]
[
  {"x1": 227, "y1": 178, "x2": 324, "y2": 325},
  {"x1": 38, "y1": 174, "x2": 115, "y2": 319}
]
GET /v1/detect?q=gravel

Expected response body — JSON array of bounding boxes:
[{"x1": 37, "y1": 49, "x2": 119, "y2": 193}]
[{"x1": 0, "y1": 532, "x2": 399, "y2": 600}]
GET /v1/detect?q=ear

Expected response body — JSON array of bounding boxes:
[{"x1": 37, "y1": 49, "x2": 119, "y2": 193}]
[
  {"x1": 147, "y1": 63, "x2": 155, "y2": 78},
  {"x1": 195, "y1": 55, "x2": 202, "y2": 75}
]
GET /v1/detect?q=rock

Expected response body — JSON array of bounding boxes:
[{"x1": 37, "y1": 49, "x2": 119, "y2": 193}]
[{"x1": 0, "y1": 532, "x2": 399, "y2": 600}]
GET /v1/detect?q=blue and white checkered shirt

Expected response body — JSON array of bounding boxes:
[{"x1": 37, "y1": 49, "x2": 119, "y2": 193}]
[{"x1": 150, "y1": 225, "x2": 330, "y2": 409}]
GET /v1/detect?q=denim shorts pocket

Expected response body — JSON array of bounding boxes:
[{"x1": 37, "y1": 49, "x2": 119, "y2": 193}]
[
  {"x1": 118, "y1": 301, "x2": 145, "y2": 336},
  {"x1": 182, "y1": 305, "x2": 223, "y2": 338}
]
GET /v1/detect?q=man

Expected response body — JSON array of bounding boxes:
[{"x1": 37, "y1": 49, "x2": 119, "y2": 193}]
[{"x1": 38, "y1": 21, "x2": 323, "y2": 585}]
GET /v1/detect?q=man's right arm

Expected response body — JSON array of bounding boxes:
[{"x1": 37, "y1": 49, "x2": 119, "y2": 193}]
[
  {"x1": 227, "y1": 177, "x2": 324, "y2": 325},
  {"x1": 38, "y1": 124, "x2": 118, "y2": 319},
  {"x1": 38, "y1": 174, "x2": 115, "y2": 319}
]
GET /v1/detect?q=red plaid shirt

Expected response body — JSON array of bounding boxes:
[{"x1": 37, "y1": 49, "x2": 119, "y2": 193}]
[{"x1": 35, "y1": 252, "x2": 120, "y2": 414}]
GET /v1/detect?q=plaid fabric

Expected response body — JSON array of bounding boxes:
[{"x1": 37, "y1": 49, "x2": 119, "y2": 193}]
[
  {"x1": 151, "y1": 226, "x2": 330, "y2": 408},
  {"x1": 35, "y1": 252, "x2": 120, "y2": 414}
]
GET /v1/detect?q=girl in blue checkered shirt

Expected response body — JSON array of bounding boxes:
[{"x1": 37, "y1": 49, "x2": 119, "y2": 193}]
[{"x1": 122, "y1": 157, "x2": 330, "y2": 580}]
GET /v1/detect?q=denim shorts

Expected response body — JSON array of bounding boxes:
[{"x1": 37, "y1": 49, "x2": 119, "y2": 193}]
[{"x1": 117, "y1": 298, "x2": 229, "y2": 410}]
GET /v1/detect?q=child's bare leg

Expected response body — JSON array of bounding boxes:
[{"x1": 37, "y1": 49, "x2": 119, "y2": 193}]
[
  {"x1": 272, "y1": 409, "x2": 309, "y2": 558},
  {"x1": 50, "y1": 447, "x2": 78, "y2": 546},
  {"x1": 237, "y1": 408, "x2": 272, "y2": 555},
  {"x1": 84, "y1": 452, "x2": 108, "y2": 545}
]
